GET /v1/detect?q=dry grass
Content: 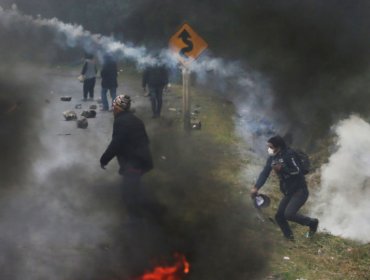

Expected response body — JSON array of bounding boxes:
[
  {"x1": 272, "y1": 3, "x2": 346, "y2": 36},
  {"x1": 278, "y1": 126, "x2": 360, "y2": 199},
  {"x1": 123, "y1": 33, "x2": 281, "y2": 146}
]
[{"x1": 124, "y1": 68, "x2": 370, "y2": 280}]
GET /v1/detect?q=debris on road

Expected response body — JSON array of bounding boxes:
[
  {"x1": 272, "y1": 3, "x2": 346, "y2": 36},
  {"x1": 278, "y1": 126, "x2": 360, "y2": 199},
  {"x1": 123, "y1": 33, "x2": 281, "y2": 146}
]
[
  {"x1": 77, "y1": 118, "x2": 88, "y2": 129},
  {"x1": 60, "y1": 96, "x2": 72, "y2": 101},
  {"x1": 191, "y1": 120, "x2": 202, "y2": 130},
  {"x1": 63, "y1": 110, "x2": 77, "y2": 121},
  {"x1": 81, "y1": 110, "x2": 96, "y2": 118}
]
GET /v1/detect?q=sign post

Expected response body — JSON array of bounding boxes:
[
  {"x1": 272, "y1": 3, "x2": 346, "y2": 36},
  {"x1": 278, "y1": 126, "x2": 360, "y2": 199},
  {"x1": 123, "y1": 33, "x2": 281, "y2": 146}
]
[
  {"x1": 169, "y1": 23, "x2": 208, "y2": 131},
  {"x1": 182, "y1": 67, "x2": 191, "y2": 131}
]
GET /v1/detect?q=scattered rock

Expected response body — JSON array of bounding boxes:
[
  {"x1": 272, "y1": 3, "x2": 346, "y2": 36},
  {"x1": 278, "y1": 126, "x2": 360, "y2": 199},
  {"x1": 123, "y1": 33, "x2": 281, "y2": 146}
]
[
  {"x1": 75, "y1": 104, "x2": 82, "y2": 109},
  {"x1": 89, "y1": 104, "x2": 97, "y2": 110},
  {"x1": 81, "y1": 110, "x2": 96, "y2": 118},
  {"x1": 60, "y1": 96, "x2": 72, "y2": 101},
  {"x1": 77, "y1": 118, "x2": 88, "y2": 129},
  {"x1": 191, "y1": 120, "x2": 202, "y2": 130},
  {"x1": 63, "y1": 111, "x2": 77, "y2": 121}
]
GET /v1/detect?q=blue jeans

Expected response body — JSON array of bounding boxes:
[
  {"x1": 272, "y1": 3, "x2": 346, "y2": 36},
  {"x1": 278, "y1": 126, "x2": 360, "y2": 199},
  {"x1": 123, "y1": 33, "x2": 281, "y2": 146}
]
[
  {"x1": 149, "y1": 87, "x2": 164, "y2": 117},
  {"x1": 101, "y1": 87, "x2": 117, "y2": 110}
]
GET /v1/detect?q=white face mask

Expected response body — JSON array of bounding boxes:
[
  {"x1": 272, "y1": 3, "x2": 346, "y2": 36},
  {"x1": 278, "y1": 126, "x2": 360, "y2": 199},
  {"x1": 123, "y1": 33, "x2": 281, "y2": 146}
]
[{"x1": 267, "y1": 147, "x2": 275, "y2": 156}]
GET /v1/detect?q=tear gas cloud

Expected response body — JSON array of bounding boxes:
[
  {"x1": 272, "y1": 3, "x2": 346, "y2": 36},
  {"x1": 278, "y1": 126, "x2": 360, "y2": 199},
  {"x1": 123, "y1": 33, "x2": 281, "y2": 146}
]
[
  {"x1": 0, "y1": 5, "x2": 277, "y2": 153},
  {"x1": 0, "y1": 5, "x2": 270, "y2": 280},
  {"x1": 310, "y1": 115, "x2": 370, "y2": 243}
]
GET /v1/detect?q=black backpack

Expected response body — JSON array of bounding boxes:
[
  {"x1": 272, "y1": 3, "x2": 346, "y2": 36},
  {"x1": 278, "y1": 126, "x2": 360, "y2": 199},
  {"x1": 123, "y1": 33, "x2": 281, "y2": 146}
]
[{"x1": 293, "y1": 149, "x2": 311, "y2": 175}]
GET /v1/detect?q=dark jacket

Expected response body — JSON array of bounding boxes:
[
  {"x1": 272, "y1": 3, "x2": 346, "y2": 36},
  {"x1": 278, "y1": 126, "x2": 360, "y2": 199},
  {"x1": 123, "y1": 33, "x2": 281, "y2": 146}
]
[
  {"x1": 101, "y1": 60, "x2": 118, "y2": 89},
  {"x1": 255, "y1": 147, "x2": 307, "y2": 195},
  {"x1": 142, "y1": 65, "x2": 169, "y2": 88},
  {"x1": 100, "y1": 111, "x2": 153, "y2": 174}
]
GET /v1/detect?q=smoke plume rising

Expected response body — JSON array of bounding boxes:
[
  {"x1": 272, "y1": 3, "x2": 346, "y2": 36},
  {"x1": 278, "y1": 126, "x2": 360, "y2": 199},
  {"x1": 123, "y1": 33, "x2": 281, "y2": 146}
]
[
  {"x1": 0, "y1": 5, "x2": 276, "y2": 152},
  {"x1": 0, "y1": 4, "x2": 271, "y2": 280},
  {"x1": 310, "y1": 115, "x2": 370, "y2": 243}
]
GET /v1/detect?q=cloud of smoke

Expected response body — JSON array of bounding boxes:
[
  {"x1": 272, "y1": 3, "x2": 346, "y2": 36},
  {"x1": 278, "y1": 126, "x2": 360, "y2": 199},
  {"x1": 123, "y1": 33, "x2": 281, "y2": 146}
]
[
  {"x1": 0, "y1": 6, "x2": 272, "y2": 279},
  {"x1": 310, "y1": 115, "x2": 370, "y2": 243},
  {"x1": 0, "y1": 5, "x2": 277, "y2": 151}
]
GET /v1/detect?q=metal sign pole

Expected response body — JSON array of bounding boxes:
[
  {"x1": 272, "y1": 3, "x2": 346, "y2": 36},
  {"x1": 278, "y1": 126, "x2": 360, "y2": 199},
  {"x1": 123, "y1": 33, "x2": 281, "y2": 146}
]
[
  {"x1": 182, "y1": 67, "x2": 191, "y2": 132},
  {"x1": 169, "y1": 23, "x2": 208, "y2": 132}
]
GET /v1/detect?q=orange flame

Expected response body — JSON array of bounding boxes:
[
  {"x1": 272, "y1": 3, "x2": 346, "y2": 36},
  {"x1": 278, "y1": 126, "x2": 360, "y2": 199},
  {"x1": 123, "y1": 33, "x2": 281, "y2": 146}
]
[{"x1": 137, "y1": 253, "x2": 190, "y2": 280}]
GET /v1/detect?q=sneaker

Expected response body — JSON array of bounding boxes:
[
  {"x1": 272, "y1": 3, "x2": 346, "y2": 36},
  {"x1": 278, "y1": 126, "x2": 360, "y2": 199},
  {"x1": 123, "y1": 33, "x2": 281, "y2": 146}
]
[{"x1": 306, "y1": 218, "x2": 319, "y2": 238}]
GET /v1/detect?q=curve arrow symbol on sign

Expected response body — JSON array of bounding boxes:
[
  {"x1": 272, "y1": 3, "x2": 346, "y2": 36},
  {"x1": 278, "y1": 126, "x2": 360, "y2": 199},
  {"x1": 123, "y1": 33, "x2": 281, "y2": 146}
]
[{"x1": 178, "y1": 29, "x2": 193, "y2": 58}]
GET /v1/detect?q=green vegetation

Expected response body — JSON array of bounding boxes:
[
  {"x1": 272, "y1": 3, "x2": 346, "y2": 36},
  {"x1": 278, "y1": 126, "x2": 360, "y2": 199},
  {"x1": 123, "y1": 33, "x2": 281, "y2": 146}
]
[{"x1": 139, "y1": 73, "x2": 370, "y2": 280}]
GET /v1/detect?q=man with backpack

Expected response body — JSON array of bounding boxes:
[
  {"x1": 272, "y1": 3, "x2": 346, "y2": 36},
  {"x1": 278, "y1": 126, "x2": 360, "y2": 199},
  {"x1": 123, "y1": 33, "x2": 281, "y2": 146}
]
[{"x1": 250, "y1": 135, "x2": 319, "y2": 241}]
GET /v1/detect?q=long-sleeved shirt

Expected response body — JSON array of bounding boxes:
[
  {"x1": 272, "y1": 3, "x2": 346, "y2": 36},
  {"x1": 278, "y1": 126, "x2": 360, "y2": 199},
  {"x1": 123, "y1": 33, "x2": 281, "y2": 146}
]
[
  {"x1": 142, "y1": 65, "x2": 169, "y2": 89},
  {"x1": 81, "y1": 59, "x2": 97, "y2": 80},
  {"x1": 100, "y1": 111, "x2": 153, "y2": 174},
  {"x1": 255, "y1": 148, "x2": 307, "y2": 195}
]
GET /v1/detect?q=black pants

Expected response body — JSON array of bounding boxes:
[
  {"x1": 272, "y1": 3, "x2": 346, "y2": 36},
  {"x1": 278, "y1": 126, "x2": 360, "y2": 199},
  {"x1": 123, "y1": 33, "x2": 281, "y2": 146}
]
[
  {"x1": 83, "y1": 77, "x2": 96, "y2": 99},
  {"x1": 121, "y1": 170, "x2": 166, "y2": 222},
  {"x1": 149, "y1": 87, "x2": 164, "y2": 117},
  {"x1": 121, "y1": 170, "x2": 144, "y2": 218},
  {"x1": 275, "y1": 188, "x2": 314, "y2": 238}
]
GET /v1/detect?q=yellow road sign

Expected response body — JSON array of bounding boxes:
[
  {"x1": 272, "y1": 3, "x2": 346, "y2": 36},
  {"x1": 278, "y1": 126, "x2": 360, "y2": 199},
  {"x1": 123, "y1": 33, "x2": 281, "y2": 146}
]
[{"x1": 169, "y1": 23, "x2": 208, "y2": 63}]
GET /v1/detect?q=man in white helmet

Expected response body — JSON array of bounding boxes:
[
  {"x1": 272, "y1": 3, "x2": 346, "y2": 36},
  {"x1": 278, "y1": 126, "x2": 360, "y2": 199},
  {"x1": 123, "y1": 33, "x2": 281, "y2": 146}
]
[{"x1": 100, "y1": 94, "x2": 153, "y2": 217}]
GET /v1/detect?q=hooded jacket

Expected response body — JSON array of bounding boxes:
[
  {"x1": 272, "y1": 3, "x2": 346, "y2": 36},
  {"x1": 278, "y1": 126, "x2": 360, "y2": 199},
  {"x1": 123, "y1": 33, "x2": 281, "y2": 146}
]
[
  {"x1": 255, "y1": 147, "x2": 307, "y2": 195},
  {"x1": 100, "y1": 111, "x2": 153, "y2": 174}
]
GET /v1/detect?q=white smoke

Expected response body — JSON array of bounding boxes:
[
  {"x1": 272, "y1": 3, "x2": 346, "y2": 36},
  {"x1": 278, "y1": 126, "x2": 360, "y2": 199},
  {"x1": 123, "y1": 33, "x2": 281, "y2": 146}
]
[
  {"x1": 310, "y1": 115, "x2": 370, "y2": 243},
  {"x1": 0, "y1": 5, "x2": 278, "y2": 151}
]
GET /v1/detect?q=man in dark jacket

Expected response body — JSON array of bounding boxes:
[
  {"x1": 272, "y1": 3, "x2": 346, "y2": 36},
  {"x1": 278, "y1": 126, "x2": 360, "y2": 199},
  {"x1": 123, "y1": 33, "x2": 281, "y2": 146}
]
[
  {"x1": 142, "y1": 62, "x2": 169, "y2": 118},
  {"x1": 100, "y1": 54, "x2": 118, "y2": 111},
  {"x1": 100, "y1": 95, "x2": 153, "y2": 217},
  {"x1": 250, "y1": 135, "x2": 319, "y2": 240}
]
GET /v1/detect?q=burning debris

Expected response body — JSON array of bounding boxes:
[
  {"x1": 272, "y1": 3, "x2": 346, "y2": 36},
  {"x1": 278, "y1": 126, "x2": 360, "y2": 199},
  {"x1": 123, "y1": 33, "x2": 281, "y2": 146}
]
[{"x1": 136, "y1": 253, "x2": 190, "y2": 280}]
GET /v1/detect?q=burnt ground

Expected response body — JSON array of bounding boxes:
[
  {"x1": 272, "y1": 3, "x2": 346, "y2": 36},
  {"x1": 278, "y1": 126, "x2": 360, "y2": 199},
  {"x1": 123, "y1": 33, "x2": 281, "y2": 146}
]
[{"x1": 0, "y1": 64, "x2": 272, "y2": 280}]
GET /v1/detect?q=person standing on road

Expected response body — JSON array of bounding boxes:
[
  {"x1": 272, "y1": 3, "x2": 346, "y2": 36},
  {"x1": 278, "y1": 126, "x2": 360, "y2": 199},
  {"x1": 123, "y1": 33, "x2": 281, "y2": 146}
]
[
  {"x1": 250, "y1": 135, "x2": 319, "y2": 241},
  {"x1": 100, "y1": 54, "x2": 118, "y2": 111},
  {"x1": 100, "y1": 95, "x2": 154, "y2": 218},
  {"x1": 80, "y1": 53, "x2": 97, "y2": 101},
  {"x1": 142, "y1": 61, "x2": 169, "y2": 118}
]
